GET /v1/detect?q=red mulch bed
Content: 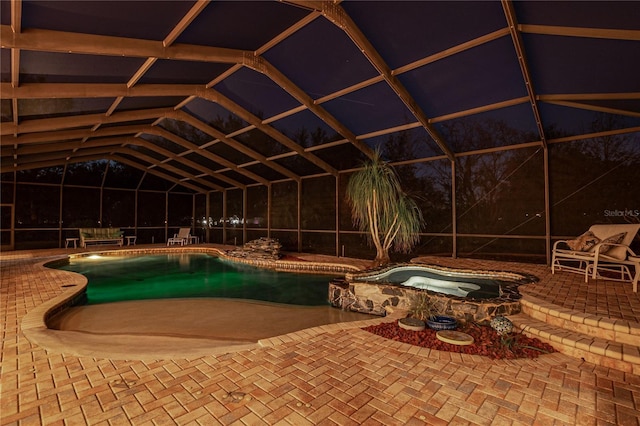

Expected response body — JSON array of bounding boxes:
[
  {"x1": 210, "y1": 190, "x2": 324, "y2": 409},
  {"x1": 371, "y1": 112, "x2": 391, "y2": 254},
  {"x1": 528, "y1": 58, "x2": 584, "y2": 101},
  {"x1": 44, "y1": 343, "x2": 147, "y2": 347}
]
[{"x1": 363, "y1": 320, "x2": 556, "y2": 360}]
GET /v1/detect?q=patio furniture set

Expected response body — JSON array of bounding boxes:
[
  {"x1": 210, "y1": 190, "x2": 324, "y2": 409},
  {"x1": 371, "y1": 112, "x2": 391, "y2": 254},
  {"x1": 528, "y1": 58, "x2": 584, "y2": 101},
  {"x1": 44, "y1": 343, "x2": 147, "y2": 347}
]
[
  {"x1": 64, "y1": 224, "x2": 638, "y2": 291},
  {"x1": 66, "y1": 227, "x2": 199, "y2": 249}
]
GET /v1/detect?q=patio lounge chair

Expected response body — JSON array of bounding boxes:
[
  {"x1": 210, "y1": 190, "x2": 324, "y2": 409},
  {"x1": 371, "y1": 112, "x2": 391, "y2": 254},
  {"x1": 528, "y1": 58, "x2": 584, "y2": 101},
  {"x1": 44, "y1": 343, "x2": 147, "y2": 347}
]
[
  {"x1": 167, "y1": 227, "x2": 191, "y2": 246},
  {"x1": 552, "y1": 223, "x2": 640, "y2": 283}
]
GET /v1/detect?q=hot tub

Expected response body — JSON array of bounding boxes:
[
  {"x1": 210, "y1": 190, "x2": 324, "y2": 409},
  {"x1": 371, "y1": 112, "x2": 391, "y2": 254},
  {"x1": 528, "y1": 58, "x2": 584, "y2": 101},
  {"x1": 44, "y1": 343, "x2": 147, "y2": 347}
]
[{"x1": 329, "y1": 263, "x2": 537, "y2": 323}]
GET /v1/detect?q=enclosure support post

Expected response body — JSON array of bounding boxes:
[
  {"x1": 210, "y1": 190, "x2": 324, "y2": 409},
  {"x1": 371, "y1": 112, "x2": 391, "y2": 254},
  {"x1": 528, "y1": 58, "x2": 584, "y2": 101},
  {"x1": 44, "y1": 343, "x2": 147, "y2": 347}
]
[
  {"x1": 335, "y1": 175, "x2": 340, "y2": 257},
  {"x1": 1, "y1": 203, "x2": 15, "y2": 251},
  {"x1": 99, "y1": 161, "x2": 108, "y2": 228},
  {"x1": 134, "y1": 188, "x2": 138, "y2": 240},
  {"x1": 135, "y1": 173, "x2": 143, "y2": 242},
  {"x1": 11, "y1": 171, "x2": 16, "y2": 250},
  {"x1": 222, "y1": 189, "x2": 227, "y2": 246},
  {"x1": 59, "y1": 167, "x2": 65, "y2": 248},
  {"x1": 205, "y1": 192, "x2": 210, "y2": 244},
  {"x1": 297, "y1": 180, "x2": 302, "y2": 252},
  {"x1": 243, "y1": 188, "x2": 247, "y2": 245},
  {"x1": 544, "y1": 146, "x2": 551, "y2": 265},
  {"x1": 1, "y1": 172, "x2": 16, "y2": 250},
  {"x1": 267, "y1": 183, "x2": 272, "y2": 239},
  {"x1": 164, "y1": 192, "x2": 169, "y2": 243},
  {"x1": 451, "y1": 159, "x2": 457, "y2": 259},
  {"x1": 192, "y1": 194, "x2": 196, "y2": 241}
]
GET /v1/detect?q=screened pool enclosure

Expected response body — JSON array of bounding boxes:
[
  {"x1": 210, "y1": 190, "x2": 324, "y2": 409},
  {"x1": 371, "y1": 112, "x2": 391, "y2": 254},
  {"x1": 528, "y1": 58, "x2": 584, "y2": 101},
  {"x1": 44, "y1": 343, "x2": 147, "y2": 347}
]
[{"x1": 1, "y1": 1, "x2": 639, "y2": 262}]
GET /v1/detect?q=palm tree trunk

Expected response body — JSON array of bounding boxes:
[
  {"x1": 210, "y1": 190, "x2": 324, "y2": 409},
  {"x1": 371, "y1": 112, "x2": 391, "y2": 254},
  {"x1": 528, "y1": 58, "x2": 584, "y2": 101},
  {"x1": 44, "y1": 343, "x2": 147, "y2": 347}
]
[
  {"x1": 372, "y1": 248, "x2": 391, "y2": 268},
  {"x1": 367, "y1": 191, "x2": 386, "y2": 265}
]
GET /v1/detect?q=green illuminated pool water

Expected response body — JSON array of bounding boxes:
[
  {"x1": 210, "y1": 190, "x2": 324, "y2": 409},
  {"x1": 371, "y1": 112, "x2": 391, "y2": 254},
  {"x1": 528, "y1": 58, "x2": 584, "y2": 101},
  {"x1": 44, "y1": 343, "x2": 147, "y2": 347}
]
[{"x1": 52, "y1": 253, "x2": 334, "y2": 306}]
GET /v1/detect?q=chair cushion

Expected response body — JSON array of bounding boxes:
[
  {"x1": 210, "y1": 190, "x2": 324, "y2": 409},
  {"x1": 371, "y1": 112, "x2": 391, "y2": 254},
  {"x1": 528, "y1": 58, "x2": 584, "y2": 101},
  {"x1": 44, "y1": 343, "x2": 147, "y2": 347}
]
[
  {"x1": 95, "y1": 228, "x2": 109, "y2": 238},
  {"x1": 599, "y1": 232, "x2": 627, "y2": 259},
  {"x1": 566, "y1": 231, "x2": 600, "y2": 252}
]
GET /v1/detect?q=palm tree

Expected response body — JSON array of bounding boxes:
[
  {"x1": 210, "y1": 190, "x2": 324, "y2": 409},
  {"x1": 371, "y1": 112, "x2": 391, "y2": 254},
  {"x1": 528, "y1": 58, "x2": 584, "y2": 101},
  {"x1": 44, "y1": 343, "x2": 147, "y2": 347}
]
[{"x1": 346, "y1": 151, "x2": 424, "y2": 267}]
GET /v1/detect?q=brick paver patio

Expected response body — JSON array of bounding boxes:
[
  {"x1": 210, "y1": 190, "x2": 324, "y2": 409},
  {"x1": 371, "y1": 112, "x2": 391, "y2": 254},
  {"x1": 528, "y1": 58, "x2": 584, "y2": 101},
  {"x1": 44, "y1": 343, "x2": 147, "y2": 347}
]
[{"x1": 1, "y1": 246, "x2": 639, "y2": 425}]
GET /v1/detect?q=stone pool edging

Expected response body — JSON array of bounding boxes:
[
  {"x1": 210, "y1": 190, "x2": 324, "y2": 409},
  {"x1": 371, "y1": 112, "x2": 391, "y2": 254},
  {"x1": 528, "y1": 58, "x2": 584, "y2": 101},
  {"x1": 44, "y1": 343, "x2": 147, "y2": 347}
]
[
  {"x1": 64, "y1": 246, "x2": 363, "y2": 275},
  {"x1": 219, "y1": 254, "x2": 361, "y2": 275},
  {"x1": 329, "y1": 263, "x2": 538, "y2": 324},
  {"x1": 21, "y1": 258, "x2": 89, "y2": 354}
]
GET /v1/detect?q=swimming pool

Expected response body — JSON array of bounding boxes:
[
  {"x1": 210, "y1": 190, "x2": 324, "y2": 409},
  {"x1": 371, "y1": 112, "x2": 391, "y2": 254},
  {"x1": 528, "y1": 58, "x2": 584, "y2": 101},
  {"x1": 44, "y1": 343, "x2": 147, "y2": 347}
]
[{"x1": 50, "y1": 253, "x2": 335, "y2": 306}]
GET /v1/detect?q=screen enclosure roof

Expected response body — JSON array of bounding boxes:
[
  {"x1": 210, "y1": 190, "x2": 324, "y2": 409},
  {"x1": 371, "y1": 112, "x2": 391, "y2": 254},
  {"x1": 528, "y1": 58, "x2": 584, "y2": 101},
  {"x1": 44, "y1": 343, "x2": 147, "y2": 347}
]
[{"x1": 1, "y1": 0, "x2": 639, "y2": 193}]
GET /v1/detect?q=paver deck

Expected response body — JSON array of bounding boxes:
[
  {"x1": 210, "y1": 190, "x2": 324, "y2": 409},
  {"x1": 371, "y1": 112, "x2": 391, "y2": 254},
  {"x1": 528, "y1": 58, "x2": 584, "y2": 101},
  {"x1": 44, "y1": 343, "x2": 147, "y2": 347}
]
[{"x1": 1, "y1": 245, "x2": 639, "y2": 425}]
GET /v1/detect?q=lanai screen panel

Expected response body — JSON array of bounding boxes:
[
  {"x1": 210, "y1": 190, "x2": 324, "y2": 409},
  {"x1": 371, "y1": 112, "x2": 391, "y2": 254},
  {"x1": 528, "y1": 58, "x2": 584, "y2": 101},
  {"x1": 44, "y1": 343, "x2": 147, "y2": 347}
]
[
  {"x1": 1, "y1": 48, "x2": 10, "y2": 81},
  {"x1": 264, "y1": 17, "x2": 379, "y2": 98},
  {"x1": 21, "y1": 0, "x2": 196, "y2": 39},
  {"x1": 16, "y1": 167, "x2": 64, "y2": 184},
  {"x1": 20, "y1": 51, "x2": 144, "y2": 84},
  {"x1": 269, "y1": 110, "x2": 343, "y2": 148},
  {"x1": 399, "y1": 37, "x2": 526, "y2": 119},
  {"x1": 159, "y1": 120, "x2": 212, "y2": 145},
  {"x1": 215, "y1": 68, "x2": 301, "y2": 119},
  {"x1": 243, "y1": 163, "x2": 287, "y2": 182},
  {"x1": 246, "y1": 186, "x2": 268, "y2": 229},
  {"x1": 205, "y1": 144, "x2": 254, "y2": 166},
  {"x1": 0, "y1": 98, "x2": 10, "y2": 121},
  {"x1": 344, "y1": 1, "x2": 507, "y2": 69},
  {"x1": 62, "y1": 187, "x2": 100, "y2": 227},
  {"x1": 177, "y1": 1, "x2": 308, "y2": 50},
  {"x1": 313, "y1": 144, "x2": 369, "y2": 171},
  {"x1": 322, "y1": 81, "x2": 418, "y2": 137},
  {"x1": 116, "y1": 97, "x2": 187, "y2": 113},
  {"x1": 64, "y1": 161, "x2": 107, "y2": 187},
  {"x1": 103, "y1": 162, "x2": 145, "y2": 189},
  {"x1": 138, "y1": 59, "x2": 231, "y2": 85},
  {"x1": 183, "y1": 99, "x2": 251, "y2": 134},
  {"x1": 103, "y1": 189, "x2": 135, "y2": 228},
  {"x1": 17, "y1": 98, "x2": 116, "y2": 121},
  {"x1": 15, "y1": 184, "x2": 60, "y2": 228},
  {"x1": 365, "y1": 128, "x2": 443, "y2": 162}
]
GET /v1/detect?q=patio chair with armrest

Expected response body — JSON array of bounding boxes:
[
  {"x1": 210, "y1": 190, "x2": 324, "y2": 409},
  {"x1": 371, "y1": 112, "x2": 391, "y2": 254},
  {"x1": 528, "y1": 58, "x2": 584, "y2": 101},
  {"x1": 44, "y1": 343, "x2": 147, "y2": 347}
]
[
  {"x1": 167, "y1": 227, "x2": 191, "y2": 246},
  {"x1": 552, "y1": 223, "x2": 640, "y2": 284}
]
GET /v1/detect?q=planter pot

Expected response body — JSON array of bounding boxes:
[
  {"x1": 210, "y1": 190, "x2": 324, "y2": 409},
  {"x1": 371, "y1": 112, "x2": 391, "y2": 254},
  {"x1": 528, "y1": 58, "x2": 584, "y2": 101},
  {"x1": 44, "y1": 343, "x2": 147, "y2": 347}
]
[{"x1": 427, "y1": 315, "x2": 457, "y2": 331}]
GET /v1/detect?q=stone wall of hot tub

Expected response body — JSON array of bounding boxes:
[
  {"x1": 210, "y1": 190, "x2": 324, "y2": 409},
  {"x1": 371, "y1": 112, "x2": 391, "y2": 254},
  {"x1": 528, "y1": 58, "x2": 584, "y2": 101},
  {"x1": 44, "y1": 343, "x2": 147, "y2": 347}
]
[{"x1": 328, "y1": 278, "x2": 523, "y2": 324}]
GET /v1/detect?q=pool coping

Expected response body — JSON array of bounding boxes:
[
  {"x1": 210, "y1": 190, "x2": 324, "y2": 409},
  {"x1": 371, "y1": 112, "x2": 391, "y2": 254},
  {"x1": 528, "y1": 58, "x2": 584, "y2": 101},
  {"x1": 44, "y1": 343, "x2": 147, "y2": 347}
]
[{"x1": 21, "y1": 247, "x2": 386, "y2": 360}]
